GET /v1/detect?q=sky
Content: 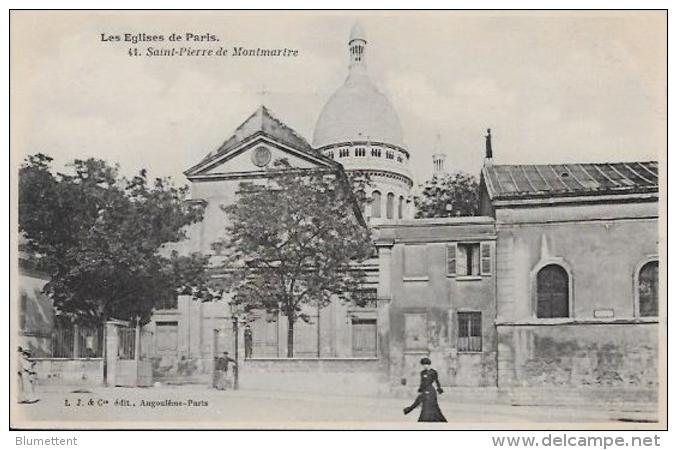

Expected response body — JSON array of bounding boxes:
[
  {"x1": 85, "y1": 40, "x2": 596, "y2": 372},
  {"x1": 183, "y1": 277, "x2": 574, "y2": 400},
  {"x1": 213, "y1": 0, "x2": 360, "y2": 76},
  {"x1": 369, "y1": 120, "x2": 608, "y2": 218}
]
[{"x1": 11, "y1": 11, "x2": 666, "y2": 187}]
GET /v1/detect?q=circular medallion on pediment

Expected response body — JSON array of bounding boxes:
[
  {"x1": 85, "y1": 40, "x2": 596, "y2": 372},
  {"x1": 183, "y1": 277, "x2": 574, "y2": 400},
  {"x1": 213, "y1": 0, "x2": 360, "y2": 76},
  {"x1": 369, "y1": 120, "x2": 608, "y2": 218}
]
[{"x1": 252, "y1": 146, "x2": 272, "y2": 167}]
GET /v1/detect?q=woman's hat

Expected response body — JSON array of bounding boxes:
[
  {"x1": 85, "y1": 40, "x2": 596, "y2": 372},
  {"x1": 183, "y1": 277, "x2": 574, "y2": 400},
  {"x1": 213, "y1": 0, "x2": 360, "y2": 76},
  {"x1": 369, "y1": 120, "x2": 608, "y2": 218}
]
[{"x1": 420, "y1": 357, "x2": 431, "y2": 365}]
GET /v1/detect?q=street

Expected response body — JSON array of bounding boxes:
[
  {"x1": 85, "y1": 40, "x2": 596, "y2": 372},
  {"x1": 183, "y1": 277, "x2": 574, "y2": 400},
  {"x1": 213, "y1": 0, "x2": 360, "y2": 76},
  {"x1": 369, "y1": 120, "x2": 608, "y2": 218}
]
[{"x1": 12, "y1": 384, "x2": 660, "y2": 430}]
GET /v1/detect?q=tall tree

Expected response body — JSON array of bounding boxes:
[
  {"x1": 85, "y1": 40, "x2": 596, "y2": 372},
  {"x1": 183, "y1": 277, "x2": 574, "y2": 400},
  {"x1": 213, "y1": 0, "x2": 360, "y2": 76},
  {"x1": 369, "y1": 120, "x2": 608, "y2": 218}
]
[
  {"x1": 214, "y1": 159, "x2": 373, "y2": 357},
  {"x1": 18, "y1": 153, "x2": 212, "y2": 326},
  {"x1": 413, "y1": 171, "x2": 480, "y2": 218}
]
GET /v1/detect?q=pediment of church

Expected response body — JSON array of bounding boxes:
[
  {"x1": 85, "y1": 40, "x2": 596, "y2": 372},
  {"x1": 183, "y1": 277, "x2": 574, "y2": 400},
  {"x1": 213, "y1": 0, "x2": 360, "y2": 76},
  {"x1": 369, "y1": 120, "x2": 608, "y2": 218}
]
[{"x1": 185, "y1": 105, "x2": 337, "y2": 180}]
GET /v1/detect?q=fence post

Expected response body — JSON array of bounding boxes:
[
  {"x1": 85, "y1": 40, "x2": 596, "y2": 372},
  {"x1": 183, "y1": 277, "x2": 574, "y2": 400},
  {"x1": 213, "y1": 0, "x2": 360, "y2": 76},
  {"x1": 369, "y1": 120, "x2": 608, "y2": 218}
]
[
  {"x1": 105, "y1": 322, "x2": 119, "y2": 387},
  {"x1": 73, "y1": 323, "x2": 80, "y2": 358},
  {"x1": 134, "y1": 319, "x2": 141, "y2": 387}
]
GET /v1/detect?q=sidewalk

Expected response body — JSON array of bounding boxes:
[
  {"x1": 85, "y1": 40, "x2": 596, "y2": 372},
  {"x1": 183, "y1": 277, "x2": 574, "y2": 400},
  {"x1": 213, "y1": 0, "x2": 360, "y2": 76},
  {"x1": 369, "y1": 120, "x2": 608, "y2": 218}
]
[{"x1": 12, "y1": 384, "x2": 660, "y2": 429}]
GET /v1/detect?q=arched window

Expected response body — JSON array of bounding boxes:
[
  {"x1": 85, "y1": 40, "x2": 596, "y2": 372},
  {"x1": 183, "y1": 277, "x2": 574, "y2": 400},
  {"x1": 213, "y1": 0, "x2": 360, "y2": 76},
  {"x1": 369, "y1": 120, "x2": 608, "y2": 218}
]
[
  {"x1": 386, "y1": 193, "x2": 395, "y2": 219},
  {"x1": 398, "y1": 196, "x2": 404, "y2": 219},
  {"x1": 371, "y1": 191, "x2": 381, "y2": 218},
  {"x1": 638, "y1": 261, "x2": 658, "y2": 317},
  {"x1": 536, "y1": 264, "x2": 569, "y2": 318}
]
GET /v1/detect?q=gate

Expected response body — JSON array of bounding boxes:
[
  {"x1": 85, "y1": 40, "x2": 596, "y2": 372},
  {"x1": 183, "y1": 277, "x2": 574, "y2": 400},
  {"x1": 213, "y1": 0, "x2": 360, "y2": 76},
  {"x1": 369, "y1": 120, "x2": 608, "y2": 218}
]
[{"x1": 106, "y1": 321, "x2": 153, "y2": 387}]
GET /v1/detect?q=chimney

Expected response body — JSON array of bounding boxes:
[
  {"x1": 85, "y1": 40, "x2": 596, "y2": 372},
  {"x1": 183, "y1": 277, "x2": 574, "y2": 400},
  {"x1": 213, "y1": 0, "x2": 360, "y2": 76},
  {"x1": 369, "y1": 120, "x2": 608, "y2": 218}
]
[{"x1": 484, "y1": 128, "x2": 493, "y2": 166}]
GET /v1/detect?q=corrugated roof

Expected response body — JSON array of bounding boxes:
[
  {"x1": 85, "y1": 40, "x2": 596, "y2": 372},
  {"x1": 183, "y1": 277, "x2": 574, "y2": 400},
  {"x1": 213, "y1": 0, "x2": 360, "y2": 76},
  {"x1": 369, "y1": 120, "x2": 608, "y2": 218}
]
[{"x1": 482, "y1": 162, "x2": 658, "y2": 200}]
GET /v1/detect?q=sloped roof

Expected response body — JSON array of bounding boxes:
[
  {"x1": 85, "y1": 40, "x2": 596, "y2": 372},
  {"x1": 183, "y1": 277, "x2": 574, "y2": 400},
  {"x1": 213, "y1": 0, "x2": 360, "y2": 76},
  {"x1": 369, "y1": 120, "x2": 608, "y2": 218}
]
[
  {"x1": 482, "y1": 161, "x2": 658, "y2": 201},
  {"x1": 188, "y1": 105, "x2": 314, "y2": 173}
]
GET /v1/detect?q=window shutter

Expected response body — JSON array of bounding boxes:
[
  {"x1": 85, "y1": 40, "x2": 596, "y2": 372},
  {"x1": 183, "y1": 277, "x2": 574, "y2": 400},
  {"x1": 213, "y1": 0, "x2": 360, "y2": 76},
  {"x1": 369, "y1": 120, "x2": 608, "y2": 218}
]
[
  {"x1": 447, "y1": 243, "x2": 456, "y2": 275},
  {"x1": 456, "y1": 244, "x2": 466, "y2": 276},
  {"x1": 480, "y1": 242, "x2": 492, "y2": 275}
]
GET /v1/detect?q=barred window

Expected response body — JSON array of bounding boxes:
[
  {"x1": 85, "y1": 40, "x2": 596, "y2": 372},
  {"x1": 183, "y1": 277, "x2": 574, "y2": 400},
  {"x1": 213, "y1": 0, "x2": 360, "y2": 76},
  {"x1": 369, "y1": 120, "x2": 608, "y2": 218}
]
[
  {"x1": 457, "y1": 312, "x2": 482, "y2": 352},
  {"x1": 355, "y1": 147, "x2": 366, "y2": 157},
  {"x1": 339, "y1": 148, "x2": 350, "y2": 158},
  {"x1": 386, "y1": 150, "x2": 394, "y2": 160},
  {"x1": 371, "y1": 148, "x2": 382, "y2": 158}
]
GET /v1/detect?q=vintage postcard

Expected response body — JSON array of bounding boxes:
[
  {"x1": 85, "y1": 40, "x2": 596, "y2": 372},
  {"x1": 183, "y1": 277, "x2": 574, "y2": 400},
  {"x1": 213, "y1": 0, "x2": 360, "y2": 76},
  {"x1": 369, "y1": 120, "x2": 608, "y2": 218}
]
[{"x1": 10, "y1": 10, "x2": 667, "y2": 430}]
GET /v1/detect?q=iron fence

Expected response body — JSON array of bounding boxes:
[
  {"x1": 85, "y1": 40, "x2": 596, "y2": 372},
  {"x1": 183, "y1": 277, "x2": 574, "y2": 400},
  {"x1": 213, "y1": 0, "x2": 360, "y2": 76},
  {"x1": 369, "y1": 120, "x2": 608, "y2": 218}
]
[
  {"x1": 118, "y1": 327, "x2": 154, "y2": 360},
  {"x1": 51, "y1": 325, "x2": 104, "y2": 358}
]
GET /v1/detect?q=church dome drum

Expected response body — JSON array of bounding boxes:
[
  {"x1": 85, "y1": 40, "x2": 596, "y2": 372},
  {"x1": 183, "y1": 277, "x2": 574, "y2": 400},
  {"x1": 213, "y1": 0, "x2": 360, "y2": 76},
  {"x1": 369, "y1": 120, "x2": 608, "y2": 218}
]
[{"x1": 313, "y1": 21, "x2": 413, "y2": 221}]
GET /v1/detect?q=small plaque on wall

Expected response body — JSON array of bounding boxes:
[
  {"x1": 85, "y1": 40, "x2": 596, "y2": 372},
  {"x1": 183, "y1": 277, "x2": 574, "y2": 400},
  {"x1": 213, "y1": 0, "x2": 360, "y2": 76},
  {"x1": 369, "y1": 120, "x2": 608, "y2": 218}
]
[{"x1": 593, "y1": 309, "x2": 615, "y2": 318}]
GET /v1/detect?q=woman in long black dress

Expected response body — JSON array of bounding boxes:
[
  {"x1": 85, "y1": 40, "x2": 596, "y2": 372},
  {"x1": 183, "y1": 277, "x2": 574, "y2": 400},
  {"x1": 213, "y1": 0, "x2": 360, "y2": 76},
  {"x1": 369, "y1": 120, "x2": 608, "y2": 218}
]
[{"x1": 403, "y1": 357, "x2": 447, "y2": 422}]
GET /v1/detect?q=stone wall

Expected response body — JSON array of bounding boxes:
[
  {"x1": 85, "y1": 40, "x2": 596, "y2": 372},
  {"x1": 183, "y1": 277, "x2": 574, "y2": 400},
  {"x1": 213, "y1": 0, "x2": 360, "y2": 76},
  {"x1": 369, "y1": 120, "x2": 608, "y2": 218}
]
[
  {"x1": 31, "y1": 358, "x2": 104, "y2": 386},
  {"x1": 240, "y1": 358, "x2": 386, "y2": 396},
  {"x1": 497, "y1": 322, "x2": 659, "y2": 392}
]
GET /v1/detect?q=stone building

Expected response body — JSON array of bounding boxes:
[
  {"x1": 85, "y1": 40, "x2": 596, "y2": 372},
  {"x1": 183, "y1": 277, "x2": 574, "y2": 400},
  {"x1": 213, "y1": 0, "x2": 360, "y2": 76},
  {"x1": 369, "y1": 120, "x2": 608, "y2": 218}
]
[
  {"x1": 18, "y1": 248, "x2": 53, "y2": 357},
  {"x1": 128, "y1": 22, "x2": 662, "y2": 400},
  {"x1": 372, "y1": 217, "x2": 497, "y2": 392},
  {"x1": 480, "y1": 159, "x2": 659, "y2": 401}
]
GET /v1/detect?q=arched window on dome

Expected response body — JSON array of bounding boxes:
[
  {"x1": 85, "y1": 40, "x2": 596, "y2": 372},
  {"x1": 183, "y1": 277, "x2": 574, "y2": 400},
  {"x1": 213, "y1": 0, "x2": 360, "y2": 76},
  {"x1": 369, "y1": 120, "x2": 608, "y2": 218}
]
[
  {"x1": 638, "y1": 260, "x2": 658, "y2": 317},
  {"x1": 398, "y1": 196, "x2": 404, "y2": 219},
  {"x1": 386, "y1": 193, "x2": 395, "y2": 219},
  {"x1": 371, "y1": 191, "x2": 382, "y2": 218},
  {"x1": 536, "y1": 264, "x2": 569, "y2": 318}
]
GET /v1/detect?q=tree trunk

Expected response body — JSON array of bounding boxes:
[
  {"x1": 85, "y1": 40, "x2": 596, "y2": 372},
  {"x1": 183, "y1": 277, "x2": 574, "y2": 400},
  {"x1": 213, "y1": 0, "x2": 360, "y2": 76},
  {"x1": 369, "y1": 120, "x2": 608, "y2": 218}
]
[{"x1": 287, "y1": 313, "x2": 294, "y2": 358}]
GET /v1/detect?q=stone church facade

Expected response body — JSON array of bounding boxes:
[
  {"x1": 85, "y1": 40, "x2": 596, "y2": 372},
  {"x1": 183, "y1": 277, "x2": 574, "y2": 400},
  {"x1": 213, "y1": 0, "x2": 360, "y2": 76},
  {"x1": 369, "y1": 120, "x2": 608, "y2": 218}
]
[{"x1": 147, "y1": 23, "x2": 661, "y2": 401}]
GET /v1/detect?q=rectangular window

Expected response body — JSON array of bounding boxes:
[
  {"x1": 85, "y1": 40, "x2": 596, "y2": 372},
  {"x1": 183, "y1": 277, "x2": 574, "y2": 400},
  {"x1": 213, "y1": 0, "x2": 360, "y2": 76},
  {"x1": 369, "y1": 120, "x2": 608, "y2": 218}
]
[
  {"x1": 155, "y1": 321, "x2": 179, "y2": 352},
  {"x1": 404, "y1": 313, "x2": 428, "y2": 350},
  {"x1": 351, "y1": 318, "x2": 377, "y2": 357},
  {"x1": 457, "y1": 243, "x2": 480, "y2": 277},
  {"x1": 457, "y1": 312, "x2": 482, "y2": 352},
  {"x1": 404, "y1": 245, "x2": 427, "y2": 278}
]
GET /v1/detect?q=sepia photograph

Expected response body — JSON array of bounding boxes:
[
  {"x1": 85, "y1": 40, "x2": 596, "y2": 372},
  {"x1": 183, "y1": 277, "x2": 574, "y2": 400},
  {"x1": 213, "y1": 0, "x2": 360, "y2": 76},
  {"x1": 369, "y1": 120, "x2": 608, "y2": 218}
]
[{"x1": 9, "y1": 9, "x2": 666, "y2": 430}]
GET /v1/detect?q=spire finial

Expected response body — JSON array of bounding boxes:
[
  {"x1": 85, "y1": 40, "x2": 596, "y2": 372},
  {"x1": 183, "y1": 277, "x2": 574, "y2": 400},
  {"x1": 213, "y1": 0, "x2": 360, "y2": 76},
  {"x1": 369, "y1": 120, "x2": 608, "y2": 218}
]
[
  {"x1": 348, "y1": 21, "x2": 367, "y2": 70},
  {"x1": 485, "y1": 128, "x2": 493, "y2": 161},
  {"x1": 432, "y1": 134, "x2": 446, "y2": 176}
]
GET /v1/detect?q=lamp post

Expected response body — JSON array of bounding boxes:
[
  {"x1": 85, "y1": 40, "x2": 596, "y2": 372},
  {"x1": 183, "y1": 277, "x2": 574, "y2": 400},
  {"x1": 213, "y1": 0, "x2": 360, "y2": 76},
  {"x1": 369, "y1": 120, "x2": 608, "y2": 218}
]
[{"x1": 229, "y1": 301, "x2": 244, "y2": 390}]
